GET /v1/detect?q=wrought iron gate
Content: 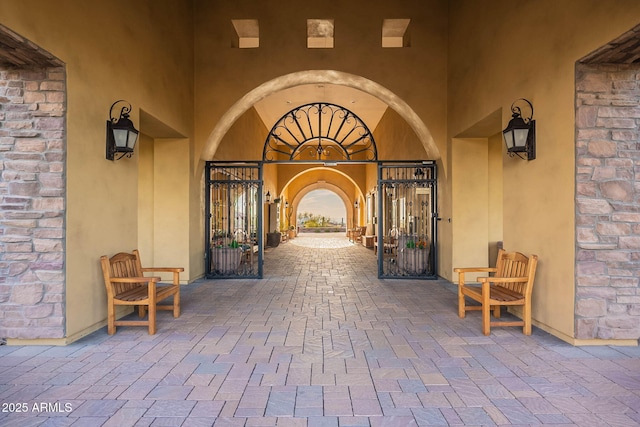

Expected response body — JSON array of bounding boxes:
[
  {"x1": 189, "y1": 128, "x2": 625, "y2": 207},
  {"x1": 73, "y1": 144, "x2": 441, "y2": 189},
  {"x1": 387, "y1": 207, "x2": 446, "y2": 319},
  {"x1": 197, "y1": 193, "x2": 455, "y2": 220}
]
[
  {"x1": 378, "y1": 162, "x2": 437, "y2": 279},
  {"x1": 205, "y1": 162, "x2": 262, "y2": 278}
]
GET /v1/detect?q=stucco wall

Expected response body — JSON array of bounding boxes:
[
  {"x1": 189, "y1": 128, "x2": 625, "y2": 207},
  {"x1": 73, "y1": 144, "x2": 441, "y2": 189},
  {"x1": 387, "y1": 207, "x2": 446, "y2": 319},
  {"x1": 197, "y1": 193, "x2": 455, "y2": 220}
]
[
  {"x1": 194, "y1": 0, "x2": 448, "y2": 167},
  {"x1": 373, "y1": 108, "x2": 428, "y2": 160},
  {"x1": 451, "y1": 138, "x2": 491, "y2": 279},
  {"x1": 215, "y1": 107, "x2": 268, "y2": 161},
  {"x1": 0, "y1": 0, "x2": 194, "y2": 342},
  {"x1": 448, "y1": 0, "x2": 640, "y2": 342}
]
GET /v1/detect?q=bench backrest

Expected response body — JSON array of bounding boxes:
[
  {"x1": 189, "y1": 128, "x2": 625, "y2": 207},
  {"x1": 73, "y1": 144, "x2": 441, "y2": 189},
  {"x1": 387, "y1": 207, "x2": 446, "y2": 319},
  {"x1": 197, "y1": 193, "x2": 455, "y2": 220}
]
[
  {"x1": 100, "y1": 250, "x2": 145, "y2": 297},
  {"x1": 494, "y1": 249, "x2": 538, "y2": 297}
]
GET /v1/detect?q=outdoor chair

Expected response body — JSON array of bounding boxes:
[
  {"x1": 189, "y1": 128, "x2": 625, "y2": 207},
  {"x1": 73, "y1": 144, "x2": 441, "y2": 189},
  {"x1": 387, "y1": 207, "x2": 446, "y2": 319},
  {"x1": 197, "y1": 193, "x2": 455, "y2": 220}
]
[
  {"x1": 454, "y1": 249, "x2": 538, "y2": 335},
  {"x1": 100, "y1": 249, "x2": 183, "y2": 335}
]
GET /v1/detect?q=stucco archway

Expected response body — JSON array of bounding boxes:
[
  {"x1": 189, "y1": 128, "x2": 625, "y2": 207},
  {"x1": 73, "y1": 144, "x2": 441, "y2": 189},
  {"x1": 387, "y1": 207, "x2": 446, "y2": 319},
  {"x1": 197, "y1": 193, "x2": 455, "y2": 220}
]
[
  {"x1": 280, "y1": 167, "x2": 364, "y2": 231},
  {"x1": 201, "y1": 70, "x2": 439, "y2": 161},
  {"x1": 281, "y1": 167, "x2": 364, "y2": 202}
]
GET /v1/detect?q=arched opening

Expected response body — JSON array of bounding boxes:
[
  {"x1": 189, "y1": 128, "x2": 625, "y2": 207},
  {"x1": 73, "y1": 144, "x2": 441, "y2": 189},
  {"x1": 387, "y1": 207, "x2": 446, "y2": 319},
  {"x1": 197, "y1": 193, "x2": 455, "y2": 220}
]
[
  {"x1": 204, "y1": 72, "x2": 439, "y2": 280},
  {"x1": 297, "y1": 189, "x2": 347, "y2": 231},
  {"x1": 289, "y1": 187, "x2": 353, "y2": 250},
  {"x1": 279, "y1": 166, "x2": 364, "y2": 236},
  {"x1": 200, "y1": 70, "x2": 439, "y2": 162}
]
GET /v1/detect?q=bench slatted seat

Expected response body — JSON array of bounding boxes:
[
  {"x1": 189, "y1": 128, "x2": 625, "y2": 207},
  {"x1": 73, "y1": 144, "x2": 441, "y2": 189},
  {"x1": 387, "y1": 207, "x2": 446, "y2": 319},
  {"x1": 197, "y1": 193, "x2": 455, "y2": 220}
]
[
  {"x1": 454, "y1": 249, "x2": 538, "y2": 335},
  {"x1": 100, "y1": 249, "x2": 183, "y2": 335}
]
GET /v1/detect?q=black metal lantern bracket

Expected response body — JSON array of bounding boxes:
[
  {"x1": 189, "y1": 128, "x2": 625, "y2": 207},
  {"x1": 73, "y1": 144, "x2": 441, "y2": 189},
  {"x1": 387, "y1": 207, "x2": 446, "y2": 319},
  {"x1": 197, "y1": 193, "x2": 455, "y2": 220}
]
[
  {"x1": 502, "y1": 98, "x2": 536, "y2": 161},
  {"x1": 106, "y1": 100, "x2": 139, "y2": 161}
]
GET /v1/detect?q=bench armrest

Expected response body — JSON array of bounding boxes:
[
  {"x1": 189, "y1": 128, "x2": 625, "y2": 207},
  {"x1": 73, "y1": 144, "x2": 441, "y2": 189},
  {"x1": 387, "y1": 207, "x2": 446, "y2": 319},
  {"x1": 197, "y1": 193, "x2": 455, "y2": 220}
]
[
  {"x1": 454, "y1": 267, "x2": 497, "y2": 273},
  {"x1": 455, "y1": 268, "x2": 498, "y2": 289},
  {"x1": 140, "y1": 267, "x2": 184, "y2": 273},
  {"x1": 140, "y1": 267, "x2": 183, "y2": 285},
  {"x1": 478, "y1": 276, "x2": 528, "y2": 284},
  {"x1": 109, "y1": 276, "x2": 160, "y2": 283}
]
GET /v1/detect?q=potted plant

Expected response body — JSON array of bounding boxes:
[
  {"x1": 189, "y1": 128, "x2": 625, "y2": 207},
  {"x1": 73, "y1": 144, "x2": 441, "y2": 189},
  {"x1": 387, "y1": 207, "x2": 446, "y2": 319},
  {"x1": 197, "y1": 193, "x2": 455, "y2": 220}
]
[
  {"x1": 210, "y1": 237, "x2": 243, "y2": 274},
  {"x1": 399, "y1": 237, "x2": 429, "y2": 274},
  {"x1": 288, "y1": 225, "x2": 296, "y2": 239}
]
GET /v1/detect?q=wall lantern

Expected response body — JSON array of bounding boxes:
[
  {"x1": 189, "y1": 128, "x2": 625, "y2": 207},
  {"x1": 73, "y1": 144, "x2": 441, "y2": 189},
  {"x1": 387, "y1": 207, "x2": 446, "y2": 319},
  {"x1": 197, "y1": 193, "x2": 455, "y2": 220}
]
[
  {"x1": 106, "y1": 100, "x2": 139, "y2": 161},
  {"x1": 502, "y1": 98, "x2": 536, "y2": 161},
  {"x1": 265, "y1": 191, "x2": 271, "y2": 203},
  {"x1": 284, "y1": 200, "x2": 289, "y2": 209},
  {"x1": 354, "y1": 199, "x2": 359, "y2": 209}
]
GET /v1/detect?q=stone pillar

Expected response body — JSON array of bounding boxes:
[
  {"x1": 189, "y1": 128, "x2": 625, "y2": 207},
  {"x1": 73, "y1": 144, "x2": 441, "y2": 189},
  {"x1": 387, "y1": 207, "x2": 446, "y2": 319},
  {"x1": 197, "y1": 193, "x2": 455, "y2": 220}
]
[
  {"x1": 575, "y1": 63, "x2": 640, "y2": 340},
  {"x1": 0, "y1": 68, "x2": 66, "y2": 340}
]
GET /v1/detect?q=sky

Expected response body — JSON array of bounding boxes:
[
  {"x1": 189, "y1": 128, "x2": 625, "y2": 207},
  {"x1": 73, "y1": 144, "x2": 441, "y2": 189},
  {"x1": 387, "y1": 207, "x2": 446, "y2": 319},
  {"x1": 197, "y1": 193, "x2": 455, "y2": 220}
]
[{"x1": 297, "y1": 189, "x2": 346, "y2": 224}]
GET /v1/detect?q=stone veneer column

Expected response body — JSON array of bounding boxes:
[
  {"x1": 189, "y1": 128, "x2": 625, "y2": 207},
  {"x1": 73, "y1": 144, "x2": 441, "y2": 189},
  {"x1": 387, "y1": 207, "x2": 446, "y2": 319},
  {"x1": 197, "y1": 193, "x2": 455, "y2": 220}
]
[
  {"x1": 575, "y1": 63, "x2": 640, "y2": 340},
  {"x1": 0, "y1": 68, "x2": 66, "y2": 340}
]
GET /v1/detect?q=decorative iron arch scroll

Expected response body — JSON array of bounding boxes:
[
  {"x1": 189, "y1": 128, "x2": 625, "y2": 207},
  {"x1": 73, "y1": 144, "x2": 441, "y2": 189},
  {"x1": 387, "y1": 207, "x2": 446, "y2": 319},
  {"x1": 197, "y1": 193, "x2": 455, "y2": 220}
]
[{"x1": 263, "y1": 102, "x2": 378, "y2": 162}]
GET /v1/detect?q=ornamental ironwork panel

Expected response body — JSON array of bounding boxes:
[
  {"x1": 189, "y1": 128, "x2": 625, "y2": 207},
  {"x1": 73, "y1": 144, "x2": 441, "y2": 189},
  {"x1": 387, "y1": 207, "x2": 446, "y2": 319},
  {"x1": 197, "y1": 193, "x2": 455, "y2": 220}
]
[
  {"x1": 377, "y1": 162, "x2": 438, "y2": 279},
  {"x1": 205, "y1": 163, "x2": 262, "y2": 278},
  {"x1": 263, "y1": 102, "x2": 377, "y2": 162}
]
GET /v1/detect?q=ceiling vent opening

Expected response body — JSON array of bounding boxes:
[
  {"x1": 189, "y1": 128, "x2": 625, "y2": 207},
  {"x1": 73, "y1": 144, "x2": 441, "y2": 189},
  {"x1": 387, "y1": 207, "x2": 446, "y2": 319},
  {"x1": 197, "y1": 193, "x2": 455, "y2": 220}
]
[
  {"x1": 232, "y1": 19, "x2": 259, "y2": 48},
  {"x1": 382, "y1": 19, "x2": 411, "y2": 48},
  {"x1": 307, "y1": 19, "x2": 334, "y2": 49}
]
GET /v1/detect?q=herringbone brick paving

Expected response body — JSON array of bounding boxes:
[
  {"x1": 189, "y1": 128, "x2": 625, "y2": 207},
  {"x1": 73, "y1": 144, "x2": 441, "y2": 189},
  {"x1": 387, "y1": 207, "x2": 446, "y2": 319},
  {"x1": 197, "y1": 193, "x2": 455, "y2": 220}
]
[{"x1": 1, "y1": 234, "x2": 639, "y2": 426}]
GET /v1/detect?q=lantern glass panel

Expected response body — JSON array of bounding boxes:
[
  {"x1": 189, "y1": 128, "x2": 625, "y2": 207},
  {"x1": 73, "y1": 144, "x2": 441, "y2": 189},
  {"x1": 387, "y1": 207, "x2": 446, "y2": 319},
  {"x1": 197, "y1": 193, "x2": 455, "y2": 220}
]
[
  {"x1": 513, "y1": 127, "x2": 529, "y2": 149},
  {"x1": 113, "y1": 128, "x2": 129, "y2": 149},
  {"x1": 503, "y1": 130, "x2": 515, "y2": 150},
  {"x1": 126, "y1": 130, "x2": 139, "y2": 150}
]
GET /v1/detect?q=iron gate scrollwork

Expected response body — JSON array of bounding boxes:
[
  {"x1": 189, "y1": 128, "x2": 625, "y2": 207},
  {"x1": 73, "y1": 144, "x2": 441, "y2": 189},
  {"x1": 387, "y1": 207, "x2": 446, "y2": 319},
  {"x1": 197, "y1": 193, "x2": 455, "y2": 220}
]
[
  {"x1": 263, "y1": 102, "x2": 377, "y2": 162},
  {"x1": 205, "y1": 162, "x2": 262, "y2": 278},
  {"x1": 378, "y1": 162, "x2": 437, "y2": 279}
]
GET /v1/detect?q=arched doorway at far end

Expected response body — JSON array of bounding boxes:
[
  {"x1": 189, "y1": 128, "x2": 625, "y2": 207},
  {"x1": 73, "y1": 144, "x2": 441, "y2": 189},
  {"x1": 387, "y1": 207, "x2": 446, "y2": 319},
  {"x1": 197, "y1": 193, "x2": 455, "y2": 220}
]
[
  {"x1": 295, "y1": 187, "x2": 349, "y2": 233},
  {"x1": 282, "y1": 167, "x2": 363, "y2": 236}
]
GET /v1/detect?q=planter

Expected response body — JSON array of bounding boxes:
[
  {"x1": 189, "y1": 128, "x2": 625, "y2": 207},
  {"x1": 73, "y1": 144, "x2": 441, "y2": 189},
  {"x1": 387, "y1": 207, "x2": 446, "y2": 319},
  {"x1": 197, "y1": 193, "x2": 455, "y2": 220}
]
[
  {"x1": 210, "y1": 247, "x2": 243, "y2": 274},
  {"x1": 288, "y1": 229, "x2": 296, "y2": 239},
  {"x1": 266, "y1": 232, "x2": 281, "y2": 247},
  {"x1": 398, "y1": 248, "x2": 429, "y2": 274}
]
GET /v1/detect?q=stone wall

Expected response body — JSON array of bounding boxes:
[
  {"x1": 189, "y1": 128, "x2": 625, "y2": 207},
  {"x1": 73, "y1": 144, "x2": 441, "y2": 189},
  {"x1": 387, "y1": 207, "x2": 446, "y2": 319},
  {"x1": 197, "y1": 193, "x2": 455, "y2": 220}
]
[
  {"x1": 575, "y1": 63, "x2": 640, "y2": 340},
  {"x1": 0, "y1": 67, "x2": 66, "y2": 339}
]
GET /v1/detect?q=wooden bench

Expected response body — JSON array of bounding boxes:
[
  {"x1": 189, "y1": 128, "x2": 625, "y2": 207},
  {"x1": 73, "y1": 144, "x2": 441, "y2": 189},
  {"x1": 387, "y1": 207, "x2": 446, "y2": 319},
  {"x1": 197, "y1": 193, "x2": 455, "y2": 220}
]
[
  {"x1": 348, "y1": 226, "x2": 366, "y2": 243},
  {"x1": 454, "y1": 249, "x2": 538, "y2": 335},
  {"x1": 100, "y1": 249, "x2": 183, "y2": 335}
]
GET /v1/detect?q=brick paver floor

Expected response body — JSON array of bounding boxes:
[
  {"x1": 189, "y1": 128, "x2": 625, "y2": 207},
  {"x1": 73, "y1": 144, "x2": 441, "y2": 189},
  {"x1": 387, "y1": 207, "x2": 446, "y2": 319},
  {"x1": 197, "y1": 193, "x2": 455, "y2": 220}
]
[{"x1": 1, "y1": 233, "x2": 639, "y2": 426}]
